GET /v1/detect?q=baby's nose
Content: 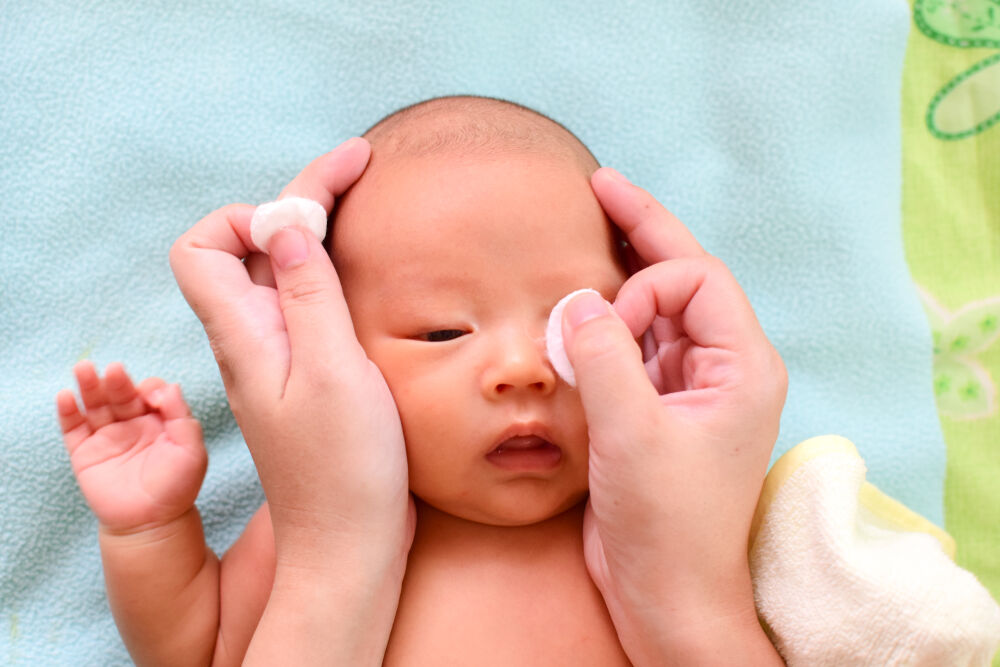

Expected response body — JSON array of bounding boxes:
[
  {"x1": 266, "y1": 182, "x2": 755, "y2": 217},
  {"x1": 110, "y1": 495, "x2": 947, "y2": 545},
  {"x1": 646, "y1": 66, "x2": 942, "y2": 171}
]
[{"x1": 481, "y1": 330, "x2": 556, "y2": 398}]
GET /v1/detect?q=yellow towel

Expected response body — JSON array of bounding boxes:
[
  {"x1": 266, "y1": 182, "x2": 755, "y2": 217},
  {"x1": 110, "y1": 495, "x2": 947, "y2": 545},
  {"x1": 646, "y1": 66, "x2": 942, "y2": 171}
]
[{"x1": 749, "y1": 436, "x2": 1000, "y2": 666}]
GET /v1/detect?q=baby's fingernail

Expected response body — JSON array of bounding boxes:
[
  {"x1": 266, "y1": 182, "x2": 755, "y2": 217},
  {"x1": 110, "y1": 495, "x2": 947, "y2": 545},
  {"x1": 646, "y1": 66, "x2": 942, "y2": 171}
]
[
  {"x1": 564, "y1": 291, "x2": 610, "y2": 330},
  {"x1": 148, "y1": 388, "x2": 165, "y2": 405},
  {"x1": 269, "y1": 227, "x2": 310, "y2": 269}
]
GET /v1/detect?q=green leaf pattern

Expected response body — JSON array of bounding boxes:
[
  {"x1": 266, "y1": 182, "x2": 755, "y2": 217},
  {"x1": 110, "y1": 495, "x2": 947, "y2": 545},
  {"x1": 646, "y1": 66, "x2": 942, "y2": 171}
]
[
  {"x1": 915, "y1": 0, "x2": 1000, "y2": 139},
  {"x1": 918, "y1": 286, "x2": 1000, "y2": 419}
]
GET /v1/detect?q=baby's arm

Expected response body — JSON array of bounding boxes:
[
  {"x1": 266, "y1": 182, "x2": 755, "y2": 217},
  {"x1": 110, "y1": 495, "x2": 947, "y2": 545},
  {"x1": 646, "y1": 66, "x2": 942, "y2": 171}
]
[{"x1": 56, "y1": 361, "x2": 273, "y2": 666}]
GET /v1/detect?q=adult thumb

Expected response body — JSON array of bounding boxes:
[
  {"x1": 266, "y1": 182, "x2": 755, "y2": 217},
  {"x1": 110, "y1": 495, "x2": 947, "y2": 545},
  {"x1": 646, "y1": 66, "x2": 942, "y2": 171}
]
[
  {"x1": 267, "y1": 225, "x2": 365, "y2": 376},
  {"x1": 562, "y1": 291, "x2": 659, "y2": 437}
]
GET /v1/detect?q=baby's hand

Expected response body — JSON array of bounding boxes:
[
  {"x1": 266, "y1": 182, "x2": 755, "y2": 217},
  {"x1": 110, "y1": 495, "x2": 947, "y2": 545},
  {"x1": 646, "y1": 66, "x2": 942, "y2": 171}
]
[{"x1": 56, "y1": 361, "x2": 206, "y2": 533}]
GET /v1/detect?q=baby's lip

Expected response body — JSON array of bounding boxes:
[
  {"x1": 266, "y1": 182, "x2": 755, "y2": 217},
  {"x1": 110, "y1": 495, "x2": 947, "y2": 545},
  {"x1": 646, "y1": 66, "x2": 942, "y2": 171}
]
[{"x1": 487, "y1": 422, "x2": 557, "y2": 454}]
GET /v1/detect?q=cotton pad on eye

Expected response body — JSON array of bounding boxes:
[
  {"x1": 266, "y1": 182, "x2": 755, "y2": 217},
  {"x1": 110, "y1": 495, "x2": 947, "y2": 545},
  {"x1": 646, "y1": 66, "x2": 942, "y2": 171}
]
[
  {"x1": 545, "y1": 288, "x2": 604, "y2": 388},
  {"x1": 250, "y1": 197, "x2": 328, "y2": 252}
]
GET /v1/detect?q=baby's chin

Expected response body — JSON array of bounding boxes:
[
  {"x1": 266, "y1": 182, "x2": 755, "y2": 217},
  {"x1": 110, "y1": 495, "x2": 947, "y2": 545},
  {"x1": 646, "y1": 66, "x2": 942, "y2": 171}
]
[{"x1": 416, "y1": 487, "x2": 588, "y2": 527}]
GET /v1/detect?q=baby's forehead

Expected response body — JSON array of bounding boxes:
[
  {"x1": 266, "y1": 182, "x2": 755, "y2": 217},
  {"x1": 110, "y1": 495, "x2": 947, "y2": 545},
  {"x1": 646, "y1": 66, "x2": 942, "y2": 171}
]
[
  {"x1": 335, "y1": 146, "x2": 578, "y2": 241},
  {"x1": 330, "y1": 145, "x2": 615, "y2": 277}
]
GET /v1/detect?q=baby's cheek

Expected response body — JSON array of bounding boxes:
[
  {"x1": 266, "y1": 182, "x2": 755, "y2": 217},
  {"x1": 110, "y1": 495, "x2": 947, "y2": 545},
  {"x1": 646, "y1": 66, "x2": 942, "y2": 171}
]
[{"x1": 394, "y1": 386, "x2": 458, "y2": 459}]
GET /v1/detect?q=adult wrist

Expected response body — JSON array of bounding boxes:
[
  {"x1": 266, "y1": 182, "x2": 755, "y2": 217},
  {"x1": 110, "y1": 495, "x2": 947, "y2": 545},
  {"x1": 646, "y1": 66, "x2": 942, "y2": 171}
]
[
  {"x1": 246, "y1": 547, "x2": 408, "y2": 666},
  {"x1": 602, "y1": 561, "x2": 781, "y2": 665},
  {"x1": 615, "y1": 596, "x2": 779, "y2": 666}
]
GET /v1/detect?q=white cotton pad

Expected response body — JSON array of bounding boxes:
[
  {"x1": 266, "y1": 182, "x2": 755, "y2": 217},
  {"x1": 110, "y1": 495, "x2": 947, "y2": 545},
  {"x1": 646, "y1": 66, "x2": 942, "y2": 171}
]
[
  {"x1": 250, "y1": 197, "x2": 328, "y2": 252},
  {"x1": 545, "y1": 288, "x2": 603, "y2": 387}
]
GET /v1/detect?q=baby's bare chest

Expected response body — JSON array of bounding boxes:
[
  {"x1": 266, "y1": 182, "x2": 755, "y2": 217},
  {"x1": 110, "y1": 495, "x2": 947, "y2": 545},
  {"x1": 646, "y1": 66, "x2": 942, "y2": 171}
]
[{"x1": 382, "y1": 549, "x2": 632, "y2": 666}]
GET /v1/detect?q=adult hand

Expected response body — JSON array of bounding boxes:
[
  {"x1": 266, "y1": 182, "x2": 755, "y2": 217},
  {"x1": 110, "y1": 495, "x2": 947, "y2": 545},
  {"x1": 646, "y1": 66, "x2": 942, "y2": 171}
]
[
  {"x1": 170, "y1": 138, "x2": 413, "y2": 664},
  {"x1": 565, "y1": 168, "x2": 787, "y2": 665}
]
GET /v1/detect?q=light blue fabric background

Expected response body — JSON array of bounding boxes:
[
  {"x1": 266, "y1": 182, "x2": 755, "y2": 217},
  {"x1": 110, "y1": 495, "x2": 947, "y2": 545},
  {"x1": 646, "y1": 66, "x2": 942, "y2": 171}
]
[{"x1": 1, "y1": 1, "x2": 940, "y2": 663}]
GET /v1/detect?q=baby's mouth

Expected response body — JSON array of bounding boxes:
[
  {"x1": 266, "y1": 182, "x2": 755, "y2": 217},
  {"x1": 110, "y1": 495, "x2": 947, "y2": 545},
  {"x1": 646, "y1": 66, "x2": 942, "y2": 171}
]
[
  {"x1": 486, "y1": 430, "x2": 562, "y2": 471},
  {"x1": 492, "y1": 435, "x2": 552, "y2": 453}
]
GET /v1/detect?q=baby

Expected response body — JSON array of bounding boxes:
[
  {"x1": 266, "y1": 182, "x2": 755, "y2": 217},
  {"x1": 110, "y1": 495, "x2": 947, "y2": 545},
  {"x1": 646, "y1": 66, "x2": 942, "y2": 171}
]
[{"x1": 56, "y1": 96, "x2": 783, "y2": 665}]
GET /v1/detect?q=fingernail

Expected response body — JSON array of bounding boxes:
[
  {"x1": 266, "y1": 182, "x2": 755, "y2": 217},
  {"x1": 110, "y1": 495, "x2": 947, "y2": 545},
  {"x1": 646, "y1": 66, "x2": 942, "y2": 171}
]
[
  {"x1": 565, "y1": 292, "x2": 610, "y2": 330},
  {"x1": 333, "y1": 136, "x2": 364, "y2": 154},
  {"x1": 605, "y1": 167, "x2": 630, "y2": 184},
  {"x1": 269, "y1": 227, "x2": 309, "y2": 269}
]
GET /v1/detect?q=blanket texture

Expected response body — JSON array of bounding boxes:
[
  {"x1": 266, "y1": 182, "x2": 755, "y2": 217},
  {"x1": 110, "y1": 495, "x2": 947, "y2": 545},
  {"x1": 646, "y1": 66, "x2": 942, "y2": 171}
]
[{"x1": 0, "y1": 1, "x2": 944, "y2": 663}]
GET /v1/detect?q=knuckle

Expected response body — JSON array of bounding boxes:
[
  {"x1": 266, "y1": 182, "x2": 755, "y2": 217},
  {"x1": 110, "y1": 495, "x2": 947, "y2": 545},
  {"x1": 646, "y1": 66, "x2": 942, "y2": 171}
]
[
  {"x1": 748, "y1": 347, "x2": 789, "y2": 407},
  {"x1": 281, "y1": 277, "x2": 330, "y2": 306},
  {"x1": 698, "y1": 253, "x2": 729, "y2": 275},
  {"x1": 167, "y1": 236, "x2": 187, "y2": 270}
]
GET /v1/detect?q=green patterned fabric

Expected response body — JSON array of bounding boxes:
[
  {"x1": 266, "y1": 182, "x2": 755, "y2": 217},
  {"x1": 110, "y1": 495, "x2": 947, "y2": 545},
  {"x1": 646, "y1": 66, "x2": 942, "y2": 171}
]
[{"x1": 902, "y1": 2, "x2": 1000, "y2": 660}]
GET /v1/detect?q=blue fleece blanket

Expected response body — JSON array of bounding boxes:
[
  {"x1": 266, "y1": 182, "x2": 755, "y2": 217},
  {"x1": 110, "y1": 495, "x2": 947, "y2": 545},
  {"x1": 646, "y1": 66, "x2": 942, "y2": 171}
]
[{"x1": 0, "y1": 1, "x2": 941, "y2": 663}]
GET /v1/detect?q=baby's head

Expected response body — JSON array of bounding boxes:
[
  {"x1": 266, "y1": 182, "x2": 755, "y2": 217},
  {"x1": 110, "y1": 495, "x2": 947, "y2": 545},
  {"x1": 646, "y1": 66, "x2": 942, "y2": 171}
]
[{"x1": 330, "y1": 96, "x2": 627, "y2": 526}]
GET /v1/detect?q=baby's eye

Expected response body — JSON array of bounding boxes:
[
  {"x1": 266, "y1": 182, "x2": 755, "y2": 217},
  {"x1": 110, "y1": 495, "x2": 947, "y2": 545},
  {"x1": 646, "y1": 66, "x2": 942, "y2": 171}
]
[{"x1": 420, "y1": 329, "x2": 468, "y2": 342}]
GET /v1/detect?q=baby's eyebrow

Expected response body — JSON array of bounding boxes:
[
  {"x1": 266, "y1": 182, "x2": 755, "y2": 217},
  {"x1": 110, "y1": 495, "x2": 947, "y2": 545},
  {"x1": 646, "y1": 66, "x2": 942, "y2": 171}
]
[{"x1": 375, "y1": 285, "x2": 466, "y2": 315}]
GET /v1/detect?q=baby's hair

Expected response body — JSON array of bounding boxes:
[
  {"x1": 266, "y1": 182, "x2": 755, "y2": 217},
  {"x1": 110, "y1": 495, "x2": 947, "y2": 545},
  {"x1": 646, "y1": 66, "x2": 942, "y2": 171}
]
[{"x1": 360, "y1": 95, "x2": 600, "y2": 173}]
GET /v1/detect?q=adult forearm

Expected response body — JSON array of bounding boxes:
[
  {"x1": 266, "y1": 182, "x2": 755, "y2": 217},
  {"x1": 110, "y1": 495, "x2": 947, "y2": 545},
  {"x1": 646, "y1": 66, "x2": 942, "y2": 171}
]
[
  {"x1": 613, "y1": 578, "x2": 784, "y2": 666},
  {"x1": 243, "y1": 547, "x2": 407, "y2": 666},
  {"x1": 632, "y1": 612, "x2": 783, "y2": 666},
  {"x1": 99, "y1": 507, "x2": 220, "y2": 667}
]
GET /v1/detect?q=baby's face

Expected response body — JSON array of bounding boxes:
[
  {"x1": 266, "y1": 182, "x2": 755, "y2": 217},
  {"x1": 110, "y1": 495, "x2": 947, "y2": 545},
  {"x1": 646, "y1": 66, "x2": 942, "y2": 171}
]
[{"x1": 333, "y1": 150, "x2": 626, "y2": 526}]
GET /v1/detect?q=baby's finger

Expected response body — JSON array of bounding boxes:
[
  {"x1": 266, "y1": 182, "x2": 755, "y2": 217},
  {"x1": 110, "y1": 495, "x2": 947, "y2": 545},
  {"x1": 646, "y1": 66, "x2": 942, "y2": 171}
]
[
  {"x1": 55, "y1": 389, "x2": 90, "y2": 452},
  {"x1": 136, "y1": 377, "x2": 168, "y2": 400},
  {"x1": 591, "y1": 168, "x2": 705, "y2": 265},
  {"x1": 278, "y1": 137, "x2": 371, "y2": 210},
  {"x1": 104, "y1": 362, "x2": 147, "y2": 421},
  {"x1": 150, "y1": 384, "x2": 192, "y2": 421},
  {"x1": 164, "y1": 414, "x2": 204, "y2": 455},
  {"x1": 74, "y1": 361, "x2": 114, "y2": 430}
]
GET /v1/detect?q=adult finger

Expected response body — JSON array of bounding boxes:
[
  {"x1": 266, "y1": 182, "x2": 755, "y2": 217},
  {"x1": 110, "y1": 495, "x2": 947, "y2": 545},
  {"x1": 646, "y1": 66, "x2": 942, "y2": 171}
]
[
  {"x1": 170, "y1": 138, "x2": 371, "y2": 390},
  {"x1": 591, "y1": 168, "x2": 705, "y2": 265},
  {"x1": 246, "y1": 252, "x2": 276, "y2": 288},
  {"x1": 169, "y1": 202, "x2": 274, "y2": 390},
  {"x1": 268, "y1": 226, "x2": 368, "y2": 385},
  {"x1": 613, "y1": 257, "x2": 767, "y2": 355},
  {"x1": 561, "y1": 290, "x2": 659, "y2": 441},
  {"x1": 170, "y1": 202, "x2": 258, "y2": 329},
  {"x1": 171, "y1": 138, "x2": 371, "y2": 319},
  {"x1": 278, "y1": 137, "x2": 371, "y2": 210},
  {"x1": 264, "y1": 139, "x2": 373, "y2": 384}
]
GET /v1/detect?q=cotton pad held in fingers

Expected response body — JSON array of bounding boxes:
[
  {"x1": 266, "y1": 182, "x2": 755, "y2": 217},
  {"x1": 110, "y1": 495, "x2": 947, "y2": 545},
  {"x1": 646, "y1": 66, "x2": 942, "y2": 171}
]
[
  {"x1": 250, "y1": 197, "x2": 327, "y2": 252},
  {"x1": 546, "y1": 288, "x2": 604, "y2": 387}
]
